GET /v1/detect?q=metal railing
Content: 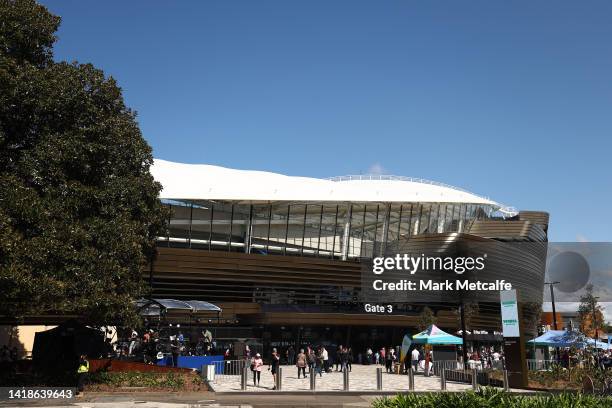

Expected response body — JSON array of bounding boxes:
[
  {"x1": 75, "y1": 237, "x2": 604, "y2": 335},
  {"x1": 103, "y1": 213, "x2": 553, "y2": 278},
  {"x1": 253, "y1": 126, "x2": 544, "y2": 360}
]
[
  {"x1": 526, "y1": 359, "x2": 588, "y2": 371},
  {"x1": 327, "y1": 174, "x2": 486, "y2": 197},
  {"x1": 430, "y1": 361, "x2": 507, "y2": 388},
  {"x1": 209, "y1": 362, "x2": 524, "y2": 392},
  {"x1": 431, "y1": 360, "x2": 464, "y2": 375},
  {"x1": 526, "y1": 359, "x2": 557, "y2": 371},
  {"x1": 328, "y1": 175, "x2": 518, "y2": 216},
  {"x1": 210, "y1": 359, "x2": 247, "y2": 381}
]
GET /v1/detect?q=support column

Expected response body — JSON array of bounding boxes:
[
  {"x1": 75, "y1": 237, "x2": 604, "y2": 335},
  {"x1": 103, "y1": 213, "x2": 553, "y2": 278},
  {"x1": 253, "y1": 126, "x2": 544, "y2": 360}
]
[
  {"x1": 380, "y1": 204, "x2": 391, "y2": 256},
  {"x1": 244, "y1": 204, "x2": 253, "y2": 254},
  {"x1": 341, "y1": 204, "x2": 353, "y2": 261}
]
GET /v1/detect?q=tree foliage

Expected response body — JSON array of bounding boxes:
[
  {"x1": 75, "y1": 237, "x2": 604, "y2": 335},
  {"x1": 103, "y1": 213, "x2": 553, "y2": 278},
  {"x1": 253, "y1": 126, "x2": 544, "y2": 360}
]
[
  {"x1": 417, "y1": 306, "x2": 436, "y2": 331},
  {"x1": 454, "y1": 301, "x2": 479, "y2": 331},
  {"x1": 521, "y1": 302, "x2": 543, "y2": 336},
  {"x1": 0, "y1": 0, "x2": 167, "y2": 325},
  {"x1": 578, "y1": 284, "x2": 605, "y2": 337}
]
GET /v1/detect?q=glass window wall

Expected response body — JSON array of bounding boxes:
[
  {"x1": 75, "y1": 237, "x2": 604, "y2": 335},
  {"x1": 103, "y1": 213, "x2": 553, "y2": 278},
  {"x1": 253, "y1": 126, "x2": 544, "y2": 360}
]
[{"x1": 160, "y1": 200, "x2": 493, "y2": 259}]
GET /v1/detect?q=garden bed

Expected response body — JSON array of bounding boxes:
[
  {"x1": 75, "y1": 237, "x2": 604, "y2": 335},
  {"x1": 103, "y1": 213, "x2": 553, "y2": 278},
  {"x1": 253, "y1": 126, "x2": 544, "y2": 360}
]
[
  {"x1": 86, "y1": 370, "x2": 207, "y2": 392},
  {"x1": 372, "y1": 387, "x2": 612, "y2": 407}
]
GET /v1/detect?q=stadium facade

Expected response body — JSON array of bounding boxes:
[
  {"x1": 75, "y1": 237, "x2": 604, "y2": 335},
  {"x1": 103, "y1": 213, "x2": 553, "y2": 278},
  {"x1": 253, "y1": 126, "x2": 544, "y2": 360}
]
[{"x1": 148, "y1": 159, "x2": 550, "y2": 352}]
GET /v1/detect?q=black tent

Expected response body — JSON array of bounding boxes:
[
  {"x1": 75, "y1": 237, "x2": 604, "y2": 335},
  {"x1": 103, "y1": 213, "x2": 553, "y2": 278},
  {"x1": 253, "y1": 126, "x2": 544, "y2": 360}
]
[{"x1": 32, "y1": 320, "x2": 105, "y2": 372}]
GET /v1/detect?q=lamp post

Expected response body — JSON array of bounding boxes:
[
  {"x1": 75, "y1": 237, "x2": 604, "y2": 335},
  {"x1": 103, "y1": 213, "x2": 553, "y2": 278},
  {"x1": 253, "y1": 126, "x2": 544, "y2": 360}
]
[
  {"x1": 460, "y1": 300, "x2": 468, "y2": 367},
  {"x1": 545, "y1": 281, "x2": 560, "y2": 363},
  {"x1": 545, "y1": 282, "x2": 560, "y2": 330},
  {"x1": 593, "y1": 296, "x2": 600, "y2": 342}
]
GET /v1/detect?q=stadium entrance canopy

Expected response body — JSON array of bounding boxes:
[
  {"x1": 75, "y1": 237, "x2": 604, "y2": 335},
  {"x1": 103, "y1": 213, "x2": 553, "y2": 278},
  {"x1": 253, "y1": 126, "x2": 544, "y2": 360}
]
[
  {"x1": 412, "y1": 324, "x2": 463, "y2": 345},
  {"x1": 135, "y1": 298, "x2": 221, "y2": 318}
]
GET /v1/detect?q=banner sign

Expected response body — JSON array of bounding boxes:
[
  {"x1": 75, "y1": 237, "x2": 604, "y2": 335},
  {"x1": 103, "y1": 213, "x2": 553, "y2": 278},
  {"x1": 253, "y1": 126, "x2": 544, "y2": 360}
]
[
  {"x1": 500, "y1": 289, "x2": 520, "y2": 337},
  {"x1": 400, "y1": 334, "x2": 412, "y2": 363}
]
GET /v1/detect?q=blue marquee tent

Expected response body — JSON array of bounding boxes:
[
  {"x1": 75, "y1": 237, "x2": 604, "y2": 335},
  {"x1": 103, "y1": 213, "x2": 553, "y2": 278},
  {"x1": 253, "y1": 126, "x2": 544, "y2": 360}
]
[
  {"x1": 527, "y1": 330, "x2": 587, "y2": 348},
  {"x1": 586, "y1": 338, "x2": 611, "y2": 350}
]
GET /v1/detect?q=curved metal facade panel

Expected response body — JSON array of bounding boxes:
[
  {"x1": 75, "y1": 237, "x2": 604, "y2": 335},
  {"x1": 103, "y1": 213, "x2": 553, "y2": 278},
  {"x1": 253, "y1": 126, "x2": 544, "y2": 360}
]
[{"x1": 373, "y1": 233, "x2": 546, "y2": 305}]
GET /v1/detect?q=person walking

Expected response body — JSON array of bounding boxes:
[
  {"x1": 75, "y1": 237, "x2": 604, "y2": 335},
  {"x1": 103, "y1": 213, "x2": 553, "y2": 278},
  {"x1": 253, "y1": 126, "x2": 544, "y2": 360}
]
[
  {"x1": 270, "y1": 348, "x2": 280, "y2": 389},
  {"x1": 321, "y1": 346, "x2": 329, "y2": 372},
  {"x1": 296, "y1": 349, "x2": 307, "y2": 379},
  {"x1": 315, "y1": 348, "x2": 324, "y2": 377},
  {"x1": 411, "y1": 347, "x2": 420, "y2": 372},
  {"x1": 425, "y1": 348, "x2": 434, "y2": 376},
  {"x1": 76, "y1": 354, "x2": 89, "y2": 396},
  {"x1": 251, "y1": 353, "x2": 263, "y2": 386},
  {"x1": 128, "y1": 329, "x2": 138, "y2": 356},
  {"x1": 287, "y1": 345, "x2": 295, "y2": 366},
  {"x1": 308, "y1": 347, "x2": 316, "y2": 374},
  {"x1": 385, "y1": 347, "x2": 394, "y2": 373},
  {"x1": 171, "y1": 339, "x2": 180, "y2": 367},
  {"x1": 340, "y1": 347, "x2": 349, "y2": 372}
]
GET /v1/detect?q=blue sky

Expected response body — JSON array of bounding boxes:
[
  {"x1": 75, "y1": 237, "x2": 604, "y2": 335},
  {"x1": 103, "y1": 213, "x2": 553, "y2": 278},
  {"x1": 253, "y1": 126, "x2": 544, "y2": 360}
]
[{"x1": 41, "y1": 0, "x2": 612, "y2": 242}]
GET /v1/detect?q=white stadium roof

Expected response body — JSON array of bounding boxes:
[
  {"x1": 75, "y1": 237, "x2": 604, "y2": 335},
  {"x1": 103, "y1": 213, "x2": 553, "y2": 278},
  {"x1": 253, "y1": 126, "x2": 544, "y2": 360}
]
[{"x1": 151, "y1": 159, "x2": 501, "y2": 207}]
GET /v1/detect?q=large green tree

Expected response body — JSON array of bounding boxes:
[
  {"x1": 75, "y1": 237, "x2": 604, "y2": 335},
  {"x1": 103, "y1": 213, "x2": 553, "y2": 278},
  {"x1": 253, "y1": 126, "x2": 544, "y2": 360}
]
[{"x1": 0, "y1": 0, "x2": 167, "y2": 325}]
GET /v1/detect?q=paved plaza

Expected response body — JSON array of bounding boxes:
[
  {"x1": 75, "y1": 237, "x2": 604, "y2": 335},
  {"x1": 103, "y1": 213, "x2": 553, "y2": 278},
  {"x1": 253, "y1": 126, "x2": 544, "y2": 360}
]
[{"x1": 210, "y1": 364, "x2": 475, "y2": 393}]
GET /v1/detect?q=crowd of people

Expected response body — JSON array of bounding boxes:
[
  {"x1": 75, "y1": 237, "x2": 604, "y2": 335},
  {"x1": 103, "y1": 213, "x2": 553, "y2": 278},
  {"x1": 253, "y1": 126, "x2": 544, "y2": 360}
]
[
  {"x1": 466, "y1": 347, "x2": 505, "y2": 369},
  {"x1": 557, "y1": 348, "x2": 612, "y2": 370},
  {"x1": 112, "y1": 327, "x2": 217, "y2": 366},
  {"x1": 244, "y1": 343, "x2": 465, "y2": 387},
  {"x1": 247, "y1": 345, "x2": 355, "y2": 387},
  {"x1": 244, "y1": 343, "x2": 509, "y2": 384}
]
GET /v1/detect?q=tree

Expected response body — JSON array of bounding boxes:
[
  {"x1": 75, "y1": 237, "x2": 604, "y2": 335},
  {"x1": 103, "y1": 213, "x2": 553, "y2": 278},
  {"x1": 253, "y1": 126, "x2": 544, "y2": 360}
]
[
  {"x1": 0, "y1": 0, "x2": 167, "y2": 326},
  {"x1": 521, "y1": 302, "x2": 543, "y2": 336},
  {"x1": 417, "y1": 306, "x2": 436, "y2": 331},
  {"x1": 454, "y1": 301, "x2": 479, "y2": 331},
  {"x1": 578, "y1": 284, "x2": 605, "y2": 338}
]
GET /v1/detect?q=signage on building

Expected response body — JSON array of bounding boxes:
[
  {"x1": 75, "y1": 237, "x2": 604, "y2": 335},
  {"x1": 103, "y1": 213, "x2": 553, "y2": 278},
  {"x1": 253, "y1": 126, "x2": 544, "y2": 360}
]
[{"x1": 500, "y1": 289, "x2": 520, "y2": 337}]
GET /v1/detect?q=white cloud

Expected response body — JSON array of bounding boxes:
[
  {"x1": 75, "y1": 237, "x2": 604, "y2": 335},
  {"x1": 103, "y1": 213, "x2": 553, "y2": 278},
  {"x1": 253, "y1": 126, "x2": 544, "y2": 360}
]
[{"x1": 576, "y1": 234, "x2": 589, "y2": 242}]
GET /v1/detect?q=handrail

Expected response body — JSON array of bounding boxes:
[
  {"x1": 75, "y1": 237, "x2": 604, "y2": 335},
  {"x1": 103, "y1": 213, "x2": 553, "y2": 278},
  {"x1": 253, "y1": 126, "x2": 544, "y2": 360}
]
[
  {"x1": 328, "y1": 175, "x2": 518, "y2": 217},
  {"x1": 328, "y1": 174, "x2": 482, "y2": 196}
]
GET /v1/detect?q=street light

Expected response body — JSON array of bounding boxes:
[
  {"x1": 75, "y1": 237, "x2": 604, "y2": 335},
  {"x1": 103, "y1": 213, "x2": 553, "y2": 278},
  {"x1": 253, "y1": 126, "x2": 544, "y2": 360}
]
[
  {"x1": 545, "y1": 282, "x2": 560, "y2": 330},
  {"x1": 593, "y1": 296, "x2": 601, "y2": 342}
]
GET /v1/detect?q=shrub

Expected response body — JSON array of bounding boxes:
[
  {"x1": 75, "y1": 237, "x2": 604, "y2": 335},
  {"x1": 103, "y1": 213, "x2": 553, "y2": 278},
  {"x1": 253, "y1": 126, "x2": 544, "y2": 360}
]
[
  {"x1": 88, "y1": 371, "x2": 188, "y2": 390},
  {"x1": 372, "y1": 387, "x2": 612, "y2": 408}
]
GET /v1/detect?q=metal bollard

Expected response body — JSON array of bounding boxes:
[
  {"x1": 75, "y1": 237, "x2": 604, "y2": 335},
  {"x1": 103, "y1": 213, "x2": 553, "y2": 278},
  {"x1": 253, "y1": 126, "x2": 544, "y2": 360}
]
[
  {"x1": 343, "y1": 369, "x2": 349, "y2": 391},
  {"x1": 503, "y1": 370, "x2": 510, "y2": 391},
  {"x1": 376, "y1": 367, "x2": 383, "y2": 390},
  {"x1": 440, "y1": 367, "x2": 446, "y2": 391},
  {"x1": 241, "y1": 365, "x2": 248, "y2": 390},
  {"x1": 276, "y1": 367, "x2": 282, "y2": 390},
  {"x1": 310, "y1": 368, "x2": 316, "y2": 391},
  {"x1": 472, "y1": 368, "x2": 479, "y2": 391},
  {"x1": 408, "y1": 368, "x2": 415, "y2": 391}
]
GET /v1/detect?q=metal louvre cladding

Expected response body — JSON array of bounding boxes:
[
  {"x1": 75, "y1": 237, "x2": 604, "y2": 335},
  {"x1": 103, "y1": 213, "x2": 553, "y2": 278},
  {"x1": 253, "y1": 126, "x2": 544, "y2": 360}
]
[{"x1": 361, "y1": 237, "x2": 547, "y2": 304}]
